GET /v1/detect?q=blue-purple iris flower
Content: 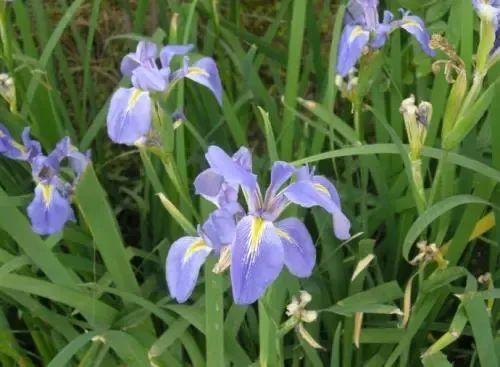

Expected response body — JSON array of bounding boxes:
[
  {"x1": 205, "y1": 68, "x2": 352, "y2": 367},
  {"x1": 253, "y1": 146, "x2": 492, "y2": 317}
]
[
  {"x1": 166, "y1": 146, "x2": 351, "y2": 305},
  {"x1": 107, "y1": 41, "x2": 222, "y2": 146},
  {"x1": 337, "y1": 0, "x2": 435, "y2": 76},
  {"x1": 0, "y1": 124, "x2": 89, "y2": 235}
]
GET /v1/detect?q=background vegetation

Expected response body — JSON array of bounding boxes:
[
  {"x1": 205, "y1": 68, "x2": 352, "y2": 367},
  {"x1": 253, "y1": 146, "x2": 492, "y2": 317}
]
[{"x1": 0, "y1": 0, "x2": 499, "y2": 366}]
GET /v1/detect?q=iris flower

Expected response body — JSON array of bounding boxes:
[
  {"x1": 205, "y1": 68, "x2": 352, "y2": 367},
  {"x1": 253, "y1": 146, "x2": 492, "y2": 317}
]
[
  {"x1": 0, "y1": 125, "x2": 89, "y2": 235},
  {"x1": 337, "y1": 0, "x2": 435, "y2": 76},
  {"x1": 107, "y1": 41, "x2": 222, "y2": 145},
  {"x1": 166, "y1": 146, "x2": 351, "y2": 305}
]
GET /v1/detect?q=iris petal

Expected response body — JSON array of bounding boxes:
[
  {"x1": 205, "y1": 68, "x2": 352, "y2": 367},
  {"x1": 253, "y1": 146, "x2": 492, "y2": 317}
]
[
  {"x1": 284, "y1": 179, "x2": 351, "y2": 240},
  {"x1": 399, "y1": 15, "x2": 435, "y2": 56},
  {"x1": 106, "y1": 87, "x2": 152, "y2": 145},
  {"x1": 160, "y1": 44, "x2": 194, "y2": 68},
  {"x1": 131, "y1": 66, "x2": 167, "y2": 92},
  {"x1": 276, "y1": 218, "x2": 316, "y2": 278},
  {"x1": 0, "y1": 124, "x2": 26, "y2": 160},
  {"x1": 166, "y1": 236, "x2": 212, "y2": 303},
  {"x1": 27, "y1": 183, "x2": 75, "y2": 235},
  {"x1": 184, "y1": 57, "x2": 223, "y2": 105},
  {"x1": 265, "y1": 161, "x2": 295, "y2": 200},
  {"x1": 205, "y1": 146, "x2": 258, "y2": 191},
  {"x1": 230, "y1": 216, "x2": 284, "y2": 304},
  {"x1": 337, "y1": 25, "x2": 370, "y2": 76},
  {"x1": 120, "y1": 41, "x2": 158, "y2": 76}
]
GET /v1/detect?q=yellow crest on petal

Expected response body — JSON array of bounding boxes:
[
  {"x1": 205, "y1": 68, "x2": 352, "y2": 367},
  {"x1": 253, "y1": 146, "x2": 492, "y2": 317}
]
[
  {"x1": 349, "y1": 26, "x2": 369, "y2": 44},
  {"x1": 126, "y1": 89, "x2": 146, "y2": 111},
  {"x1": 248, "y1": 217, "x2": 267, "y2": 261},
  {"x1": 313, "y1": 183, "x2": 330, "y2": 197},
  {"x1": 187, "y1": 67, "x2": 209, "y2": 77},
  {"x1": 183, "y1": 239, "x2": 208, "y2": 263},
  {"x1": 41, "y1": 184, "x2": 53, "y2": 207}
]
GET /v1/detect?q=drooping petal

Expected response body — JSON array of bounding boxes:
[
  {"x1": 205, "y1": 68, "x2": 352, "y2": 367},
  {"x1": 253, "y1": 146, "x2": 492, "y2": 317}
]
[
  {"x1": 120, "y1": 41, "x2": 158, "y2": 76},
  {"x1": 205, "y1": 146, "x2": 258, "y2": 191},
  {"x1": 230, "y1": 215, "x2": 284, "y2": 304},
  {"x1": 27, "y1": 183, "x2": 75, "y2": 235},
  {"x1": 183, "y1": 57, "x2": 223, "y2": 105},
  {"x1": 106, "y1": 87, "x2": 152, "y2": 145},
  {"x1": 398, "y1": 14, "x2": 435, "y2": 56},
  {"x1": 284, "y1": 180, "x2": 351, "y2": 240},
  {"x1": 0, "y1": 124, "x2": 27, "y2": 160},
  {"x1": 166, "y1": 236, "x2": 212, "y2": 303},
  {"x1": 276, "y1": 217, "x2": 316, "y2": 278},
  {"x1": 160, "y1": 44, "x2": 194, "y2": 68},
  {"x1": 337, "y1": 25, "x2": 370, "y2": 77},
  {"x1": 131, "y1": 66, "x2": 167, "y2": 92}
]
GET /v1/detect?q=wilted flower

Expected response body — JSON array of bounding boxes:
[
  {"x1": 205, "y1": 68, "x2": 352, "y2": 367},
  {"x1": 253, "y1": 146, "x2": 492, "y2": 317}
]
[
  {"x1": 281, "y1": 291, "x2": 324, "y2": 349},
  {"x1": 166, "y1": 146, "x2": 351, "y2": 305},
  {"x1": 0, "y1": 125, "x2": 89, "y2": 235},
  {"x1": 409, "y1": 241, "x2": 448, "y2": 269},
  {"x1": 337, "y1": 0, "x2": 435, "y2": 76},
  {"x1": 107, "y1": 41, "x2": 222, "y2": 146}
]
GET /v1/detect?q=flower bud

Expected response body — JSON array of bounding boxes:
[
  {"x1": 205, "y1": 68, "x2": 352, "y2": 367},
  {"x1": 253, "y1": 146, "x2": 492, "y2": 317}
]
[
  {"x1": 442, "y1": 69, "x2": 467, "y2": 136},
  {"x1": 474, "y1": 2, "x2": 498, "y2": 74}
]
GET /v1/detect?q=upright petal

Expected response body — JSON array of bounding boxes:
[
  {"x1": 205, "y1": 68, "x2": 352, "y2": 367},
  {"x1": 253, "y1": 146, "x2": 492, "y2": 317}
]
[
  {"x1": 265, "y1": 161, "x2": 296, "y2": 200},
  {"x1": 21, "y1": 128, "x2": 42, "y2": 162},
  {"x1": 106, "y1": 87, "x2": 152, "y2": 145},
  {"x1": 230, "y1": 216, "x2": 284, "y2": 304},
  {"x1": 276, "y1": 218, "x2": 316, "y2": 278},
  {"x1": 166, "y1": 236, "x2": 212, "y2": 303},
  {"x1": 205, "y1": 146, "x2": 258, "y2": 191},
  {"x1": 27, "y1": 183, "x2": 75, "y2": 235},
  {"x1": 184, "y1": 57, "x2": 223, "y2": 105},
  {"x1": 131, "y1": 66, "x2": 167, "y2": 92},
  {"x1": 337, "y1": 25, "x2": 370, "y2": 77},
  {"x1": 345, "y1": 0, "x2": 379, "y2": 27},
  {"x1": 160, "y1": 44, "x2": 194, "y2": 68},
  {"x1": 232, "y1": 146, "x2": 253, "y2": 171},
  {"x1": 51, "y1": 136, "x2": 90, "y2": 177},
  {"x1": 120, "y1": 41, "x2": 158, "y2": 76},
  {"x1": 398, "y1": 14, "x2": 435, "y2": 56}
]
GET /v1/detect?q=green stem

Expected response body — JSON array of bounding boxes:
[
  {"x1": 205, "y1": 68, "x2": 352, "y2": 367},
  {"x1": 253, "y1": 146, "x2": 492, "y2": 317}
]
[
  {"x1": 205, "y1": 257, "x2": 224, "y2": 367},
  {"x1": 161, "y1": 153, "x2": 201, "y2": 223},
  {"x1": 410, "y1": 158, "x2": 427, "y2": 212}
]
